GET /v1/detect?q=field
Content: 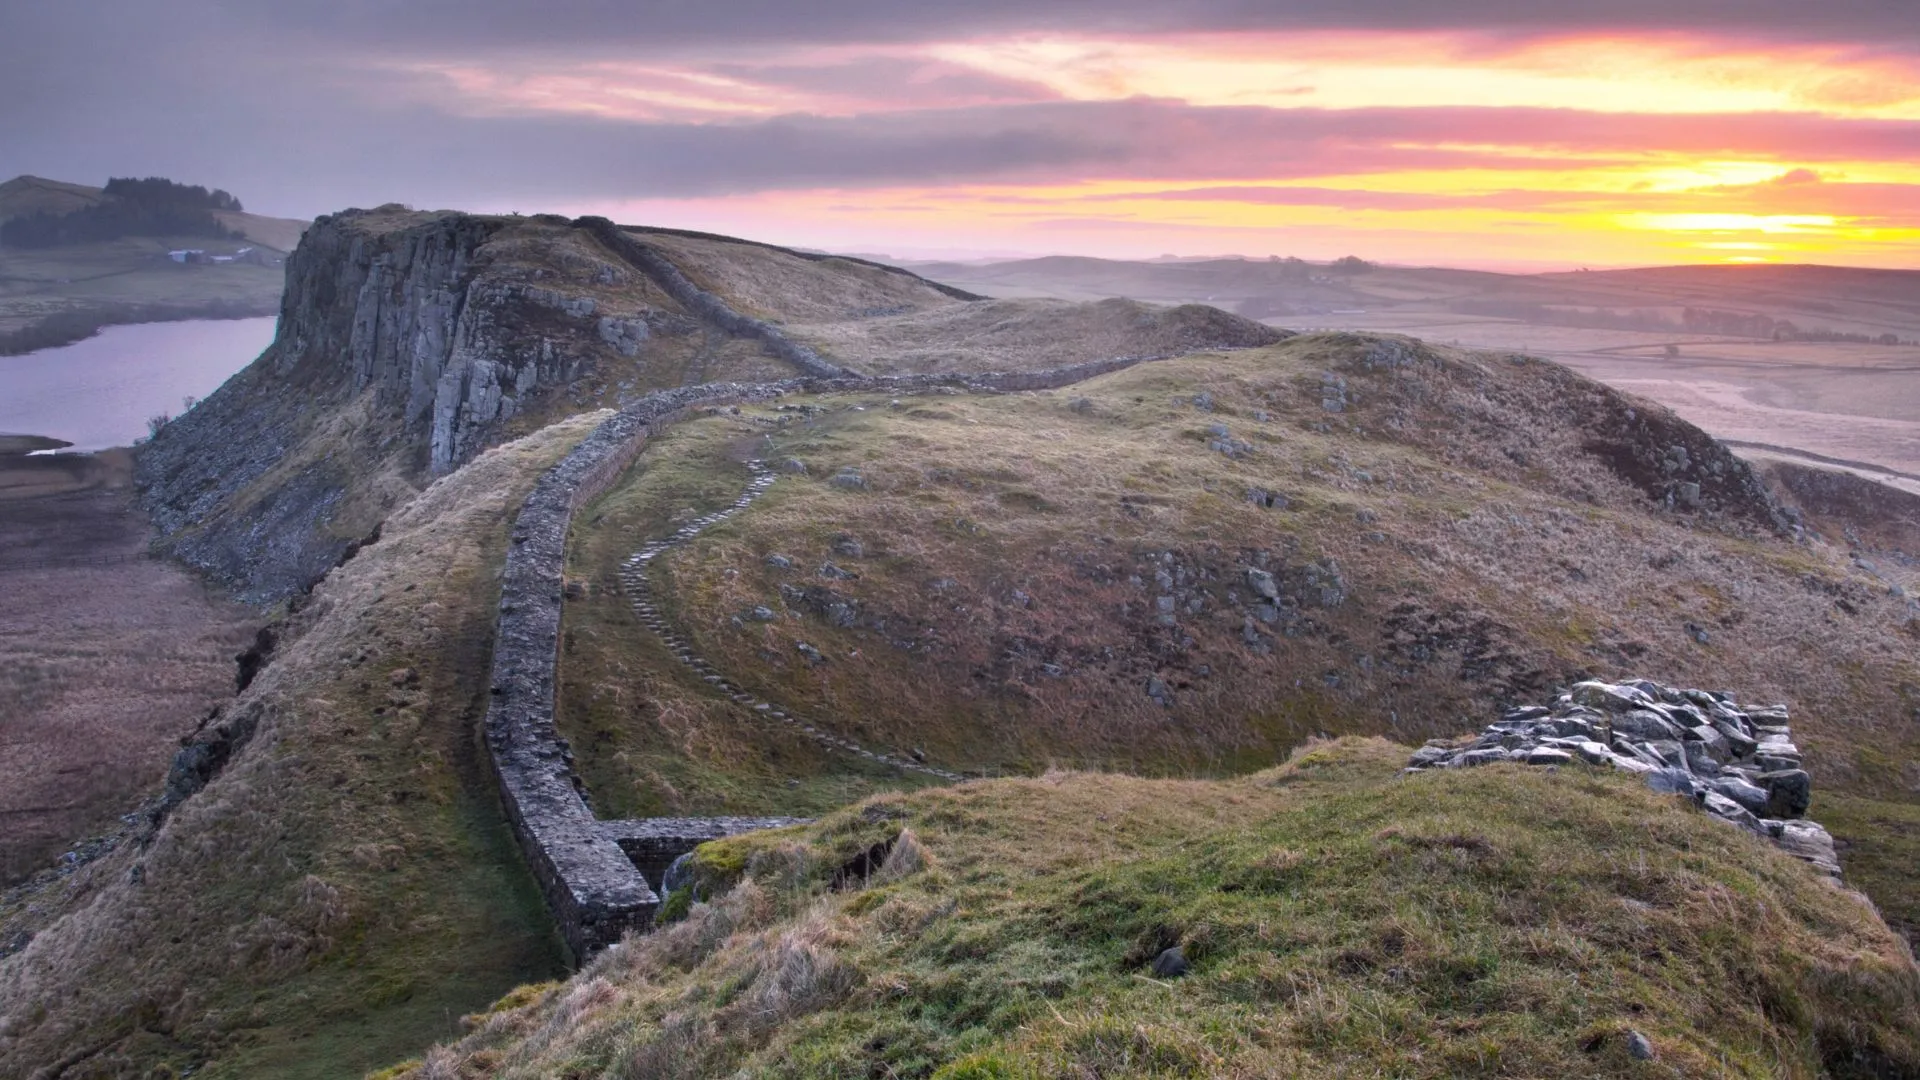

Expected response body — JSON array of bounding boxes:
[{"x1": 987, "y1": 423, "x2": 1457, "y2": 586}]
[{"x1": 0, "y1": 446, "x2": 255, "y2": 883}]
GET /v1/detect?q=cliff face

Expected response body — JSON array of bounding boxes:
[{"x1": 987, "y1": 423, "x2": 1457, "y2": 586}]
[
  {"x1": 131, "y1": 207, "x2": 1287, "y2": 603},
  {"x1": 134, "y1": 209, "x2": 717, "y2": 601}
]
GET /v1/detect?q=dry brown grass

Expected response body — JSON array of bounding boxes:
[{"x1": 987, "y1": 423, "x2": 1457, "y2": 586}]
[
  {"x1": 385, "y1": 739, "x2": 1920, "y2": 1078},
  {"x1": 0, "y1": 451, "x2": 254, "y2": 883},
  {"x1": 557, "y1": 336, "x2": 1920, "y2": 937},
  {"x1": 557, "y1": 415, "x2": 948, "y2": 821},
  {"x1": 636, "y1": 231, "x2": 961, "y2": 324},
  {"x1": 0, "y1": 418, "x2": 609, "y2": 1078}
]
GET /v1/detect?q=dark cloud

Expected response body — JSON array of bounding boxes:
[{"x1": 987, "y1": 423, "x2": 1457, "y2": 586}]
[
  {"x1": 197, "y1": 0, "x2": 1920, "y2": 52},
  {"x1": 3, "y1": 1, "x2": 1916, "y2": 223}
]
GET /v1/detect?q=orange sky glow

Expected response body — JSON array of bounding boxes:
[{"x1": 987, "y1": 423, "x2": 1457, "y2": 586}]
[{"x1": 405, "y1": 30, "x2": 1920, "y2": 268}]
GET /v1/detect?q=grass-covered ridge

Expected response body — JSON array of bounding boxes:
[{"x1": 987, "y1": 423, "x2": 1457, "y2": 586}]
[
  {"x1": 0, "y1": 419, "x2": 610, "y2": 1078},
  {"x1": 389, "y1": 738, "x2": 1920, "y2": 1078}
]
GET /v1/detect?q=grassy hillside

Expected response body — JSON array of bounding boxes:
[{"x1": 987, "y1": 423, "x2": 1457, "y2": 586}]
[
  {"x1": 0, "y1": 419, "x2": 617, "y2": 1078},
  {"x1": 10, "y1": 207, "x2": 1919, "y2": 1079},
  {"x1": 561, "y1": 335, "x2": 1920, "y2": 940},
  {"x1": 385, "y1": 737, "x2": 1920, "y2": 1078}
]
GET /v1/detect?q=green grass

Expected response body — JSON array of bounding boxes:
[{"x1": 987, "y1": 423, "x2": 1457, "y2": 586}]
[
  {"x1": 558, "y1": 413, "x2": 948, "y2": 820},
  {"x1": 560, "y1": 343, "x2": 1920, "y2": 955},
  {"x1": 390, "y1": 738, "x2": 1920, "y2": 1078}
]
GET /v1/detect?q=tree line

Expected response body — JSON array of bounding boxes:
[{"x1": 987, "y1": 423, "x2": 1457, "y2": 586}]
[{"x1": 0, "y1": 176, "x2": 246, "y2": 248}]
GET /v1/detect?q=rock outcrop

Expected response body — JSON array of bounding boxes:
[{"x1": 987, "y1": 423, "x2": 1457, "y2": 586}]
[
  {"x1": 136, "y1": 211, "x2": 737, "y2": 600},
  {"x1": 1407, "y1": 679, "x2": 1840, "y2": 876}
]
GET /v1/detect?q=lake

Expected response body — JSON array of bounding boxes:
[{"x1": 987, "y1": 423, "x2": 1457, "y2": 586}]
[{"x1": 0, "y1": 317, "x2": 278, "y2": 452}]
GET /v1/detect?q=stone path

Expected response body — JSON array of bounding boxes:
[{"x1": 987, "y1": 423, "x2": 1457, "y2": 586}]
[{"x1": 616, "y1": 460, "x2": 963, "y2": 782}]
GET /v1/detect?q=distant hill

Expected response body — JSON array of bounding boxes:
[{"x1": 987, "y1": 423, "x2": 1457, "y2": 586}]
[
  {"x1": 0, "y1": 174, "x2": 309, "y2": 354},
  {"x1": 0, "y1": 174, "x2": 308, "y2": 254},
  {"x1": 0, "y1": 175, "x2": 106, "y2": 221},
  {"x1": 905, "y1": 255, "x2": 1920, "y2": 340}
]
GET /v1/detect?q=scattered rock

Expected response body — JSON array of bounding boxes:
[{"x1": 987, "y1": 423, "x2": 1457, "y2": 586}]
[
  {"x1": 1407, "y1": 679, "x2": 1838, "y2": 877},
  {"x1": 1150, "y1": 946, "x2": 1190, "y2": 979},
  {"x1": 831, "y1": 535, "x2": 865, "y2": 558},
  {"x1": 819, "y1": 562, "x2": 858, "y2": 580},
  {"x1": 1627, "y1": 1031, "x2": 1656, "y2": 1061},
  {"x1": 795, "y1": 641, "x2": 826, "y2": 665}
]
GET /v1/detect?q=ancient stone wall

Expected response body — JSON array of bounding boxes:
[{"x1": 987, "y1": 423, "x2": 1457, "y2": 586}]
[
  {"x1": 485, "y1": 380, "x2": 797, "y2": 959},
  {"x1": 483, "y1": 358, "x2": 1178, "y2": 958},
  {"x1": 573, "y1": 217, "x2": 850, "y2": 379}
]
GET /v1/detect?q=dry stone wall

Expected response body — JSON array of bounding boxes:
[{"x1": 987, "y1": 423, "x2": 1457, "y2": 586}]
[{"x1": 483, "y1": 354, "x2": 1204, "y2": 958}]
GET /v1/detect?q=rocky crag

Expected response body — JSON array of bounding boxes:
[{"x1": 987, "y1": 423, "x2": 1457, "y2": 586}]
[
  {"x1": 1408, "y1": 678, "x2": 1839, "y2": 875},
  {"x1": 134, "y1": 210, "x2": 1281, "y2": 602}
]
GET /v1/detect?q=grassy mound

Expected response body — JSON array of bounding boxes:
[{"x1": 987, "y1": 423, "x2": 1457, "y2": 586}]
[{"x1": 387, "y1": 738, "x2": 1920, "y2": 1078}]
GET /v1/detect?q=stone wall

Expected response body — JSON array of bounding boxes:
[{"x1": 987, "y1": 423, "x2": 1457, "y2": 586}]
[
  {"x1": 573, "y1": 217, "x2": 850, "y2": 379},
  {"x1": 485, "y1": 380, "x2": 798, "y2": 959},
  {"x1": 483, "y1": 357, "x2": 1184, "y2": 959}
]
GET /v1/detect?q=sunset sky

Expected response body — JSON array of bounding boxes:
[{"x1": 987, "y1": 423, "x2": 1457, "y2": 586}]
[{"x1": 7, "y1": 1, "x2": 1920, "y2": 268}]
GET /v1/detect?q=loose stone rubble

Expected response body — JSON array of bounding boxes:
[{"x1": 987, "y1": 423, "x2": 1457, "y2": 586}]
[{"x1": 1406, "y1": 679, "x2": 1840, "y2": 877}]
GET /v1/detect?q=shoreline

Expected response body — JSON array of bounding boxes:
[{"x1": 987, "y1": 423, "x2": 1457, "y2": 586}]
[{"x1": 0, "y1": 298, "x2": 279, "y2": 357}]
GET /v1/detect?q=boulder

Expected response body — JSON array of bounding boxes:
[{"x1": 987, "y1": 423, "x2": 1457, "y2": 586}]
[
  {"x1": 1710, "y1": 775, "x2": 1771, "y2": 815},
  {"x1": 1570, "y1": 681, "x2": 1650, "y2": 713},
  {"x1": 1774, "y1": 820, "x2": 1842, "y2": 877},
  {"x1": 1151, "y1": 947, "x2": 1190, "y2": 979},
  {"x1": 1702, "y1": 791, "x2": 1762, "y2": 833},
  {"x1": 1759, "y1": 770, "x2": 1811, "y2": 819}
]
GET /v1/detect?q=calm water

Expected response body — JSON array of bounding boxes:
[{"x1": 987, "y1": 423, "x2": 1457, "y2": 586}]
[{"x1": 0, "y1": 317, "x2": 278, "y2": 452}]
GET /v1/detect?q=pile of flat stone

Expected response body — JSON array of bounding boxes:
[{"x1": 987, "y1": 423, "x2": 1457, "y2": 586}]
[{"x1": 1407, "y1": 680, "x2": 1840, "y2": 877}]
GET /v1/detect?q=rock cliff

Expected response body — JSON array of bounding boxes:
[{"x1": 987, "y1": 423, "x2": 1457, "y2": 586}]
[{"x1": 134, "y1": 209, "x2": 743, "y2": 600}]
